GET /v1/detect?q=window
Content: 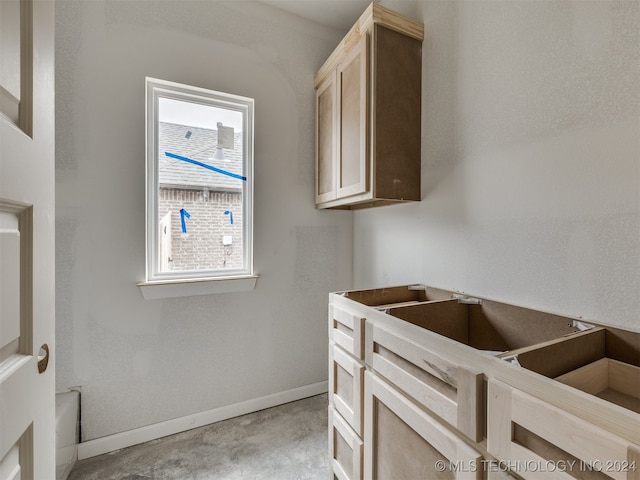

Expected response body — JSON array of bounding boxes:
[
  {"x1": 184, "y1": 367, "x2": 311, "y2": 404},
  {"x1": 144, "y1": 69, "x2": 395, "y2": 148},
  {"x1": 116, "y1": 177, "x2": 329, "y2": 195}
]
[{"x1": 141, "y1": 78, "x2": 256, "y2": 298}]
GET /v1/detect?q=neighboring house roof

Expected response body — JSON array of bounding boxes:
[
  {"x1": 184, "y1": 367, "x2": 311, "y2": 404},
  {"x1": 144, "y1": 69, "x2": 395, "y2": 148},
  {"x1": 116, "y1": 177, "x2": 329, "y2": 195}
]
[{"x1": 159, "y1": 122, "x2": 245, "y2": 191}]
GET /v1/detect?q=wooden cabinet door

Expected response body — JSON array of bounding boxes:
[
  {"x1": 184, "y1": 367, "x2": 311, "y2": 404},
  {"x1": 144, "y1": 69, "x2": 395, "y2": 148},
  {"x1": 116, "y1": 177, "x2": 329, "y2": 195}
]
[
  {"x1": 330, "y1": 343, "x2": 365, "y2": 435},
  {"x1": 337, "y1": 33, "x2": 369, "y2": 199},
  {"x1": 316, "y1": 71, "x2": 337, "y2": 203},
  {"x1": 330, "y1": 407, "x2": 363, "y2": 480},
  {"x1": 364, "y1": 372, "x2": 483, "y2": 479},
  {"x1": 487, "y1": 379, "x2": 640, "y2": 480}
]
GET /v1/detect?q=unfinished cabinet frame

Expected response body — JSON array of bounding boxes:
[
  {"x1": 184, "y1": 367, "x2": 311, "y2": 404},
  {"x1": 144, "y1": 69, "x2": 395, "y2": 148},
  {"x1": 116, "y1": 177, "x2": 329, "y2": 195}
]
[
  {"x1": 329, "y1": 406, "x2": 363, "y2": 480},
  {"x1": 329, "y1": 284, "x2": 640, "y2": 479},
  {"x1": 365, "y1": 320, "x2": 483, "y2": 441},
  {"x1": 507, "y1": 326, "x2": 640, "y2": 415},
  {"x1": 487, "y1": 378, "x2": 640, "y2": 480},
  {"x1": 364, "y1": 371, "x2": 483, "y2": 479},
  {"x1": 314, "y1": 3, "x2": 423, "y2": 210},
  {"x1": 330, "y1": 342, "x2": 365, "y2": 435}
]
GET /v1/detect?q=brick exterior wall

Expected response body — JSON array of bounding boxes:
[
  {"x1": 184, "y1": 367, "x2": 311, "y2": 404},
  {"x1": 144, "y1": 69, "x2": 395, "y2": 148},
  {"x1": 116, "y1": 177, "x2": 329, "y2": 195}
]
[{"x1": 159, "y1": 188, "x2": 244, "y2": 272}]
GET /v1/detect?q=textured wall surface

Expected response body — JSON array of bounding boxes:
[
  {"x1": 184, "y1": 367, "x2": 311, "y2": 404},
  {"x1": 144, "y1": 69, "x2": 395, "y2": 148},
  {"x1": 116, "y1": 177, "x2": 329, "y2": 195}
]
[
  {"x1": 355, "y1": 0, "x2": 640, "y2": 330},
  {"x1": 55, "y1": 0, "x2": 352, "y2": 441}
]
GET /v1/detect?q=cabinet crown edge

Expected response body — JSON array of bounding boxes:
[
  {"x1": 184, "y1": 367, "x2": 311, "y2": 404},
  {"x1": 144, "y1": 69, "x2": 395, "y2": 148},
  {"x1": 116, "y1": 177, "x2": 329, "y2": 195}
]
[{"x1": 313, "y1": 2, "x2": 424, "y2": 88}]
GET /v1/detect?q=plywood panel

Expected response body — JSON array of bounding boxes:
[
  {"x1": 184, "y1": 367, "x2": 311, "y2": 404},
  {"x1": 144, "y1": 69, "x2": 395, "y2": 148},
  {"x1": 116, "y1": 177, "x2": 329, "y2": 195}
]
[
  {"x1": 515, "y1": 328, "x2": 606, "y2": 378},
  {"x1": 373, "y1": 24, "x2": 421, "y2": 201},
  {"x1": 469, "y1": 300, "x2": 578, "y2": 350},
  {"x1": 388, "y1": 300, "x2": 470, "y2": 345}
]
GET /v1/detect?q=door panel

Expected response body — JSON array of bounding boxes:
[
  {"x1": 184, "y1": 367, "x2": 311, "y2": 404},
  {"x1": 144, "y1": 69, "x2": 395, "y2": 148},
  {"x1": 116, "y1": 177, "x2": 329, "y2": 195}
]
[
  {"x1": 0, "y1": 0, "x2": 55, "y2": 478},
  {"x1": 364, "y1": 372, "x2": 483, "y2": 479},
  {"x1": 0, "y1": 211, "x2": 21, "y2": 363},
  {"x1": 316, "y1": 72, "x2": 337, "y2": 203},
  {"x1": 329, "y1": 407, "x2": 363, "y2": 480},
  {"x1": 337, "y1": 34, "x2": 368, "y2": 199},
  {"x1": 330, "y1": 343, "x2": 365, "y2": 436}
]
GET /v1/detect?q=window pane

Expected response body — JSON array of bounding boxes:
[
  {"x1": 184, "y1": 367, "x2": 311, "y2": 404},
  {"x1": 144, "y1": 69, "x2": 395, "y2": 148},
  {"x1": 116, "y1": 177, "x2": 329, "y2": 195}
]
[{"x1": 146, "y1": 79, "x2": 253, "y2": 281}]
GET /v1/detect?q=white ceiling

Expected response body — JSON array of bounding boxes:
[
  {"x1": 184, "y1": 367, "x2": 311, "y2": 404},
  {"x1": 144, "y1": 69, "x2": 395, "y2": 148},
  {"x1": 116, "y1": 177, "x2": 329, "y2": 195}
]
[{"x1": 256, "y1": 0, "x2": 372, "y2": 32}]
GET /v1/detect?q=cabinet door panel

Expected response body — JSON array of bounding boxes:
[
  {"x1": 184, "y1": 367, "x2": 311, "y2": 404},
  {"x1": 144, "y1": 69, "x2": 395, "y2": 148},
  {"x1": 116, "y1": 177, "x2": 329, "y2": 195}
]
[
  {"x1": 330, "y1": 407, "x2": 363, "y2": 480},
  {"x1": 364, "y1": 372, "x2": 483, "y2": 479},
  {"x1": 316, "y1": 71, "x2": 337, "y2": 203},
  {"x1": 487, "y1": 379, "x2": 640, "y2": 480},
  {"x1": 330, "y1": 343, "x2": 365, "y2": 435},
  {"x1": 337, "y1": 34, "x2": 368, "y2": 199}
]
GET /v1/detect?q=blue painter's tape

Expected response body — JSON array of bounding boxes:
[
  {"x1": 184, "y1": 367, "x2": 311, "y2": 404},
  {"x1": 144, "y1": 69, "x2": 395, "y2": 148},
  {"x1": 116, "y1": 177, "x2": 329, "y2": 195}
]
[
  {"x1": 180, "y1": 208, "x2": 191, "y2": 233},
  {"x1": 165, "y1": 152, "x2": 247, "y2": 181},
  {"x1": 224, "y1": 210, "x2": 234, "y2": 225}
]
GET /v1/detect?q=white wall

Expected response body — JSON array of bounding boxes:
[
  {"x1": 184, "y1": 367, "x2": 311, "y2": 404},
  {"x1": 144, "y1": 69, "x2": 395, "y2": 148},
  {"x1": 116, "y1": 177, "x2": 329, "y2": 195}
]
[
  {"x1": 355, "y1": 0, "x2": 640, "y2": 330},
  {"x1": 55, "y1": 0, "x2": 352, "y2": 441}
]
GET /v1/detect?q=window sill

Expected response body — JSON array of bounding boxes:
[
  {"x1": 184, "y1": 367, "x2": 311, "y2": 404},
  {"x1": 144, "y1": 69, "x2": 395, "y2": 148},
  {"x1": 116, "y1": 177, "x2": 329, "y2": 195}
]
[{"x1": 137, "y1": 275, "x2": 259, "y2": 300}]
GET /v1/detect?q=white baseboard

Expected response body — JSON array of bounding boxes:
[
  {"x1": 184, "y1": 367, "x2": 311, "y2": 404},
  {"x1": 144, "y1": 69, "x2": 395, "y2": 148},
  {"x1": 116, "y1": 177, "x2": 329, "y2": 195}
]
[{"x1": 77, "y1": 381, "x2": 328, "y2": 460}]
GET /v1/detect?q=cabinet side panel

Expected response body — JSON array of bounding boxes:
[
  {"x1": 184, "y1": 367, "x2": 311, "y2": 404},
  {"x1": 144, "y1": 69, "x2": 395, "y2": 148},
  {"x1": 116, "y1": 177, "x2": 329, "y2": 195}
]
[{"x1": 373, "y1": 24, "x2": 421, "y2": 201}]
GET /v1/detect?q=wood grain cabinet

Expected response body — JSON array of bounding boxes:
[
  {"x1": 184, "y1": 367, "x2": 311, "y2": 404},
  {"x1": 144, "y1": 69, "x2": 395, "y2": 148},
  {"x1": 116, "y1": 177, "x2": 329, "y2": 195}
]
[
  {"x1": 364, "y1": 371, "x2": 483, "y2": 479},
  {"x1": 329, "y1": 406, "x2": 363, "y2": 480},
  {"x1": 487, "y1": 379, "x2": 640, "y2": 480},
  {"x1": 328, "y1": 284, "x2": 640, "y2": 479},
  {"x1": 328, "y1": 301, "x2": 369, "y2": 479},
  {"x1": 314, "y1": 3, "x2": 423, "y2": 209}
]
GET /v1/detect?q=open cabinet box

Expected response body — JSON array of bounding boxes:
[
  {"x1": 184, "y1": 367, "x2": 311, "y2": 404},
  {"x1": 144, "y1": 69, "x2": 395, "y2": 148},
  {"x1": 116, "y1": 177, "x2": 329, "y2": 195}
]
[
  {"x1": 329, "y1": 284, "x2": 640, "y2": 479},
  {"x1": 341, "y1": 284, "x2": 452, "y2": 309},
  {"x1": 509, "y1": 326, "x2": 640, "y2": 415},
  {"x1": 342, "y1": 284, "x2": 640, "y2": 418},
  {"x1": 384, "y1": 297, "x2": 583, "y2": 353}
]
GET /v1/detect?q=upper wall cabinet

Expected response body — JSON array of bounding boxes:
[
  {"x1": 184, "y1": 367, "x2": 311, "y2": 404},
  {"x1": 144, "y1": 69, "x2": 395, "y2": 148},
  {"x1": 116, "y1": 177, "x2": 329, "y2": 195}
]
[{"x1": 314, "y1": 4, "x2": 423, "y2": 210}]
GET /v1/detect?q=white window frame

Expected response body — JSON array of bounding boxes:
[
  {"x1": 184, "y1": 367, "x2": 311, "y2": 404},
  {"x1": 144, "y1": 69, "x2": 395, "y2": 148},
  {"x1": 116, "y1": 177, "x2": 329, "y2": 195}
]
[{"x1": 139, "y1": 78, "x2": 257, "y2": 299}]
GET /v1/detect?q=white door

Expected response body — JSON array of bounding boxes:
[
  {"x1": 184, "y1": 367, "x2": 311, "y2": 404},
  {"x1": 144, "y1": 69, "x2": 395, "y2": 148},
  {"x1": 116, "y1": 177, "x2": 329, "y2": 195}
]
[{"x1": 0, "y1": 0, "x2": 56, "y2": 479}]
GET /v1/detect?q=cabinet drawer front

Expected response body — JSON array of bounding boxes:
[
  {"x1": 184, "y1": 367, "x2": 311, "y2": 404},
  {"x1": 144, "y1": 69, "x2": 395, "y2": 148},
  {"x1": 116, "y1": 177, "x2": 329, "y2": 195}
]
[
  {"x1": 330, "y1": 407, "x2": 363, "y2": 480},
  {"x1": 366, "y1": 322, "x2": 483, "y2": 441},
  {"x1": 487, "y1": 379, "x2": 640, "y2": 480},
  {"x1": 330, "y1": 304, "x2": 366, "y2": 360},
  {"x1": 364, "y1": 371, "x2": 483, "y2": 479},
  {"x1": 330, "y1": 343, "x2": 365, "y2": 435}
]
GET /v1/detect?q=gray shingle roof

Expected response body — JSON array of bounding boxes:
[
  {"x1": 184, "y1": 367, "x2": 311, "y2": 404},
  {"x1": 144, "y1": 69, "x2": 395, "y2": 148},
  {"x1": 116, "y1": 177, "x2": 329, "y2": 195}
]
[{"x1": 159, "y1": 122, "x2": 245, "y2": 192}]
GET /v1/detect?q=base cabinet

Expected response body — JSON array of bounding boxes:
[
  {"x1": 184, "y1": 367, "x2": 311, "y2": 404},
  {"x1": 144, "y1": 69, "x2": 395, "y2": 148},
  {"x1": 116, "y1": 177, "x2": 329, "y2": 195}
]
[{"x1": 328, "y1": 284, "x2": 640, "y2": 480}]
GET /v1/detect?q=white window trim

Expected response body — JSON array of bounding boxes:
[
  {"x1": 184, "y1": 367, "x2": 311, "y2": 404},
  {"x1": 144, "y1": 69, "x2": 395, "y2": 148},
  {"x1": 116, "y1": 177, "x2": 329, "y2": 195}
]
[
  {"x1": 139, "y1": 78, "x2": 257, "y2": 299},
  {"x1": 138, "y1": 275, "x2": 259, "y2": 300}
]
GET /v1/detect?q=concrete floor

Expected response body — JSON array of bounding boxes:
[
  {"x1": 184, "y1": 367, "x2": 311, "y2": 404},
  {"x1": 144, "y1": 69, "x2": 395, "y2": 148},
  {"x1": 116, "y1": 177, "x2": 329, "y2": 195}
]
[{"x1": 68, "y1": 394, "x2": 330, "y2": 480}]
